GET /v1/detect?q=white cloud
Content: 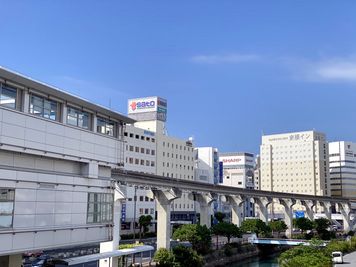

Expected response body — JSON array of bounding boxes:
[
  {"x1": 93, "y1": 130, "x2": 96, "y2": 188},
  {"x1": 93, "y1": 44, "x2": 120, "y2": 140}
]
[
  {"x1": 284, "y1": 56, "x2": 356, "y2": 83},
  {"x1": 191, "y1": 53, "x2": 260, "y2": 64}
]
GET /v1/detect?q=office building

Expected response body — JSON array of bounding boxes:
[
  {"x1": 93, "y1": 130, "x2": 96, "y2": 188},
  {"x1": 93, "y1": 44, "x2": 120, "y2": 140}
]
[
  {"x1": 0, "y1": 67, "x2": 132, "y2": 266},
  {"x1": 329, "y1": 141, "x2": 356, "y2": 209},
  {"x1": 121, "y1": 125, "x2": 157, "y2": 233},
  {"x1": 219, "y1": 152, "x2": 255, "y2": 217},
  {"x1": 194, "y1": 147, "x2": 220, "y2": 184},
  {"x1": 260, "y1": 130, "x2": 330, "y2": 214},
  {"x1": 127, "y1": 97, "x2": 196, "y2": 223}
]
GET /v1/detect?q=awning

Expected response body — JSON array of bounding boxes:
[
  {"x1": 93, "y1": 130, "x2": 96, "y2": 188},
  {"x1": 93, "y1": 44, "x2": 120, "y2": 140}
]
[{"x1": 64, "y1": 245, "x2": 154, "y2": 265}]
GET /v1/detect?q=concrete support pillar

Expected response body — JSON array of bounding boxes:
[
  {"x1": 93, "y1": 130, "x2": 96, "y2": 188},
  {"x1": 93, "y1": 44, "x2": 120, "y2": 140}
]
[
  {"x1": 320, "y1": 201, "x2": 332, "y2": 221},
  {"x1": 22, "y1": 89, "x2": 30, "y2": 113},
  {"x1": 278, "y1": 198, "x2": 296, "y2": 238},
  {"x1": 148, "y1": 188, "x2": 182, "y2": 249},
  {"x1": 93, "y1": 113, "x2": 97, "y2": 132},
  {"x1": 81, "y1": 161, "x2": 99, "y2": 178},
  {"x1": 100, "y1": 183, "x2": 126, "y2": 267},
  {"x1": 226, "y1": 195, "x2": 245, "y2": 227},
  {"x1": 253, "y1": 197, "x2": 272, "y2": 223},
  {"x1": 9, "y1": 254, "x2": 22, "y2": 267},
  {"x1": 338, "y1": 203, "x2": 351, "y2": 232},
  {"x1": 189, "y1": 192, "x2": 216, "y2": 228},
  {"x1": 61, "y1": 102, "x2": 67, "y2": 123},
  {"x1": 301, "y1": 200, "x2": 316, "y2": 221}
]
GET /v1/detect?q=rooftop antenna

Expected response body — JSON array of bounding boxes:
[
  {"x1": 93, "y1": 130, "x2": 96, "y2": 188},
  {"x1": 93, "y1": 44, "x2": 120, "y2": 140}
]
[{"x1": 109, "y1": 98, "x2": 112, "y2": 109}]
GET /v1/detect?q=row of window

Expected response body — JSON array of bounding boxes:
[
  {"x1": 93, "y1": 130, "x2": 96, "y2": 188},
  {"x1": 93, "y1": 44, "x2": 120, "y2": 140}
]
[
  {"x1": 0, "y1": 83, "x2": 120, "y2": 137},
  {"x1": 0, "y1": 188, "x2": 15, "y2": 228},
  {"x1": 162, "y1": 162, "x2": 193, "y2": 170},
  {"x1": 139, "y1": 208, "x2": 155, "y2": 215},
  {"x1": 126, "y1": 157, "x2": 156, "y2": 167},
  {"x1": 126, "y1": 145, "x2": 155, "y2": 155},
  {"x1": 124, "y1": 132, "x2": 155, "y2": 143},
  {"x1": 127, "y1": 196, "x2": 154, "y2": 202},
  {"x1": 163, "y1": 151, "x2": 193, "y2": 161},
  {"x1": 162, "y1": 172, "x2": 194, "y2": 180},
  {"x1": 162, "y1": 141, "x2": 192, "y2": 152},
  {"x1": 87, "y1": 193, "x2": 113, "y2": 224}
]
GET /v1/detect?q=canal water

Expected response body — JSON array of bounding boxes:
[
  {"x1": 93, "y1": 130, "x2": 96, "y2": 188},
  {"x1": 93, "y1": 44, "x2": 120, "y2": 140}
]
[{"x1": 231, "y1": 253, "x2": 279, "y2": 267}]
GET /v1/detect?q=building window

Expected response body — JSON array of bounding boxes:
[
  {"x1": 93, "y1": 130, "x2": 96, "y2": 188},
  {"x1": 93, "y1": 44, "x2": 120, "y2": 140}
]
[
  {"x1": 67, "y1": 107, "x2": 90, "y2": 129},
  {"x1": 145, "y1": 208, "x2": 149, "y2": 214},
  {"x1": 151, "y1": 150, "x2": 155, "y2": 156},
  {"x1": 139, "y1": 208, "x2": 143, "y2": 215},
  {"x1": 97, "y1": 117, "x2": 116, "y2": 137},
  {"x1": 0, "y1": 189, "x2": 15, "y2": 228},
  {"x1": 139, "y1": 196, "x2": 144, "y2": 201},
  {"x1": 87, "y1": 193, "x2": 113, "y2": 223},
  {"x1": 30, "y1": 94, "x2": 58, "y2": 121},
  {"x1": 146, "y1": 149, "x2": 150, "y2": 154},
  {"x1": 150, "y1": 208, "x2": 154, "y2": 214},
  {"x1": 0, "y1": 84, "x2": 17, "y2": 109}
]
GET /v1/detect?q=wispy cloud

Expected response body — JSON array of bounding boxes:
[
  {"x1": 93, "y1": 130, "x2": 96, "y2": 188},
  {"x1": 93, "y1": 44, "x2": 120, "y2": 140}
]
[
  {"x1": 191, "y1": 53, "x2": 260, "y2": 64},
  {"x1": 284, "y1": 56, "x2": 356, "y2": 83}
]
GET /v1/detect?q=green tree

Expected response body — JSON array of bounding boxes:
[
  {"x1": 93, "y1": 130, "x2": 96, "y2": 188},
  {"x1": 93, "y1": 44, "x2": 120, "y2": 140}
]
[
  {"x1": 294, "y1": 217, "x2": 314, "y2": 234},
  {"x1": 153, "y1": 248, "x2": 176, "y2": 267},
  {"x1": 214, "y1": 212, "x2": 226, "y2": 223},
  {"x1": 172, "y1": 224, "x2": 212, "y2": 255},
  {"x1": 211, "y1": 222, "x2": 241, "y2": 243},
  {"x1": 172, "y1": 245, "x2": 204, "y2": 267},
  {"x1": 138, "y1": 215, "x2": 153, "y2": 239},
  {"x1": 241, "y1": 219, "x2": 271, "y2": 237},
  {"x1": 314, "y1": 218, "x2": 330, "y2": 234},
  {"x1": 269, "y1": 220, "x2": 288, "y2": 238}
]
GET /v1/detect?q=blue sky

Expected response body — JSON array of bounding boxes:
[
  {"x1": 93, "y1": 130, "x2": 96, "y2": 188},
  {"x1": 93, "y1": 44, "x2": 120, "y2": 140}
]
[{"x1": 1, "y1": 1, "x2": 356, "y2": 154}]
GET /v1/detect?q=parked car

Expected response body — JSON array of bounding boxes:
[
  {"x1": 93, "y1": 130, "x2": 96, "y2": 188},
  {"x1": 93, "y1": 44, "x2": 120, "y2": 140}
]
[{"x1": 332, "y1": 251, "x2": 343, "y2": 264}]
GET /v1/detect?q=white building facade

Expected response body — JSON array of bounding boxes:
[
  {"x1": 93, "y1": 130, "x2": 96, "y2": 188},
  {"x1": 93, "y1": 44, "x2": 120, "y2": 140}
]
[
  {"x1": 127, "y1": 97, "x2": 196, "y2": 223},
  {"x1": 121, "y1": 125, "x2": 157, "y2": 234},
  {"x1": 0, "y1": 67, "x2": 133, "y2": 266},
  {"x1": 329, "y1": 141, "x2": 356, "y2": 209},
  {"x1": 219, "y1": 152, "x2": 255, "y2": 217},
  {"x1": 260, "y1": 130, "x2": 330, "y2": 215}
]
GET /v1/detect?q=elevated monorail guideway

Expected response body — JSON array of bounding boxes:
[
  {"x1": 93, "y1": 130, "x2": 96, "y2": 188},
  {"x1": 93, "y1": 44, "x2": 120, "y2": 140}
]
[{"x1": 112, "y1": 169, "x2": 353, "y2": 249}]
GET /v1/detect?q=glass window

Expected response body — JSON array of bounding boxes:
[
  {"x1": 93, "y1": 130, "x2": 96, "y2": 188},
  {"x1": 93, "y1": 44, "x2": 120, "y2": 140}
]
[
  {"x1": 30, "y1": 94, "x2": 58, "y2": 120},
  {"x1": 0, "y1": 188, "x2": 15, "y2": 228},
  {"x1": 87, "y1": 193, "x2": 113, "y2": 224},
  {"x1": 97, "y1": 117, "x2": 116, "y2": 137},
  {"x1": 67, "y1": 107, "x2": 90, "y2": 129},
  {"x1": 0, "y1": 84, "x2": 17, "y2": 109}
]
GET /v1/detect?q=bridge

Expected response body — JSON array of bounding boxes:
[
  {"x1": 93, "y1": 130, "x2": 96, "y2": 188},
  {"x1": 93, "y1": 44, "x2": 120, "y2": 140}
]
[
  {"x1": 111, "y1": 169, "x2": 353, "y2": 250},
  {"x1": 249, "y1": 237, "x2": 328, "y2": 246}
]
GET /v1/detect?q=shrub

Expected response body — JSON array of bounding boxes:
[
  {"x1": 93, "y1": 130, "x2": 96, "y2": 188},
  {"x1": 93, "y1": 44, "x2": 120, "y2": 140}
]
[
  {"x1": 172, "y1": 245, "x2": 204, "y2": 267},
  {"x1": 118, "y1": 242, "x2": 144, "y2": 249},
  {"x1": 153, "y1": 248, "x2": 176, "y2": 267},
  {"x1": 279, "y1": 246, "x2": 331, "y2": 267}
]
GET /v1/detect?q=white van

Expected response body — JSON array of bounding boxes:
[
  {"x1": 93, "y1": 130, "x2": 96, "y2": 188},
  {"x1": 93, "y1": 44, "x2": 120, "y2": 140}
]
[{"x1": 332, "y1": 251, "x2": 343, "y2": 264}]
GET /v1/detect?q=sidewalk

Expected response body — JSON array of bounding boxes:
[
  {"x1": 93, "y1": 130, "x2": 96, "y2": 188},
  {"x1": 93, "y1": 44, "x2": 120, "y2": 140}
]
[{"x1": 335, "y1": 250, "x2": 356, "y2": 266}]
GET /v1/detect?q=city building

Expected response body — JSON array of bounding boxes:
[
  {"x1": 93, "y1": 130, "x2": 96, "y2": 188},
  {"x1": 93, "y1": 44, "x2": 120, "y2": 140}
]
[
  {"x1": 0, "y1": 67, "x2": 133, "y2": 266},
  {"x1": 329, "y1": 141, "x2": 356, "y2": 209},
  {"x1": 219, "y1": 152, "x2": 255, "y2": 217},
  {"x1": 194, "y1": 147, "x2": 220, "y2": 221},
  {"x1": 260, "y1": 130, "x2": 330, "y2": 215},
  {"x1": 254, "y1": 155, "x2": 261, "y2": 190},
  {"x1": 194, "y1": 147, "x2": 220, "y2": 184},
  {"x1": 127, "y1": 97, "x2": 196, "y2": 223},
  {"x1": 121, "y1": 125, "x2": 157, "y2": 234}
]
